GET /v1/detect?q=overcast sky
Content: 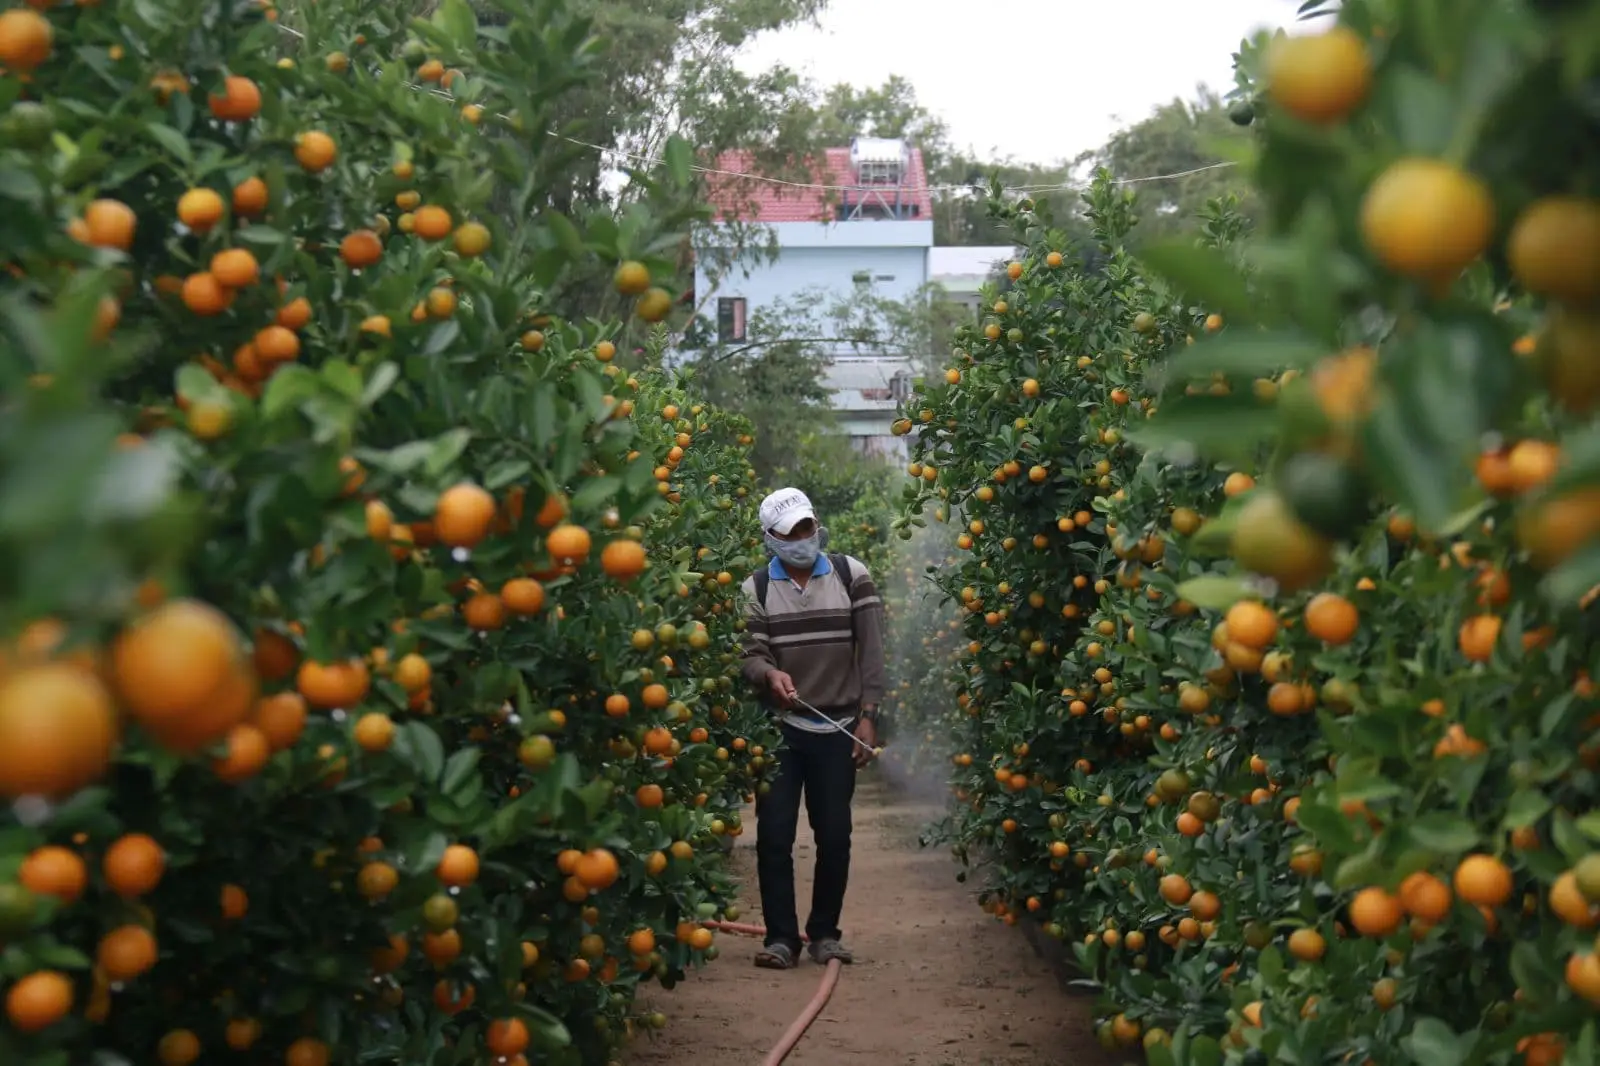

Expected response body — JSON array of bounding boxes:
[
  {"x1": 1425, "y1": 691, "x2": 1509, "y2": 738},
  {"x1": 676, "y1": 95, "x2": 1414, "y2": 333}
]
[{"x1": 735, "y1": 0, "x2": 1309, "y2": 166}]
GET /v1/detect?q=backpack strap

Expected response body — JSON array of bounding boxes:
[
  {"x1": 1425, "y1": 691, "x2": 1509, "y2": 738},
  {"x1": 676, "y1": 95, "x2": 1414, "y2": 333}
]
[
  {"x1": 830, "y1": 553, "x2": 853, "y2": 585},
  {"x1": 831, "y1": 553, "x2": 858, "y2": 650},
  {"x1": 753, "y1": 567, "x2": 770, "y2": 613}
]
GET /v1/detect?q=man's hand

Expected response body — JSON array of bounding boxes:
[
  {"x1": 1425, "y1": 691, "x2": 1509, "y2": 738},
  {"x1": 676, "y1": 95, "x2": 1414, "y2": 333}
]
[
  {"x1": 766, "y1": 669, "x2": 797, "y2": 708},
  {"x1": 852, "y1": 717, "x2": 878, "y2": 768}
]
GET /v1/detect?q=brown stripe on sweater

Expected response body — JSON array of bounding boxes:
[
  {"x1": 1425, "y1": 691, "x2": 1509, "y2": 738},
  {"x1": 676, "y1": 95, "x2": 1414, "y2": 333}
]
[{"x1": 764, "y1": 608, "x2": 852, "y2": 638}]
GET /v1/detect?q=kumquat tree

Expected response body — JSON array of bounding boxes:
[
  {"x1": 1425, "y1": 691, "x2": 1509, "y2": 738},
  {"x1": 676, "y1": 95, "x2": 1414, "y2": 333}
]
[
  {"x1": 890, "y1": 0, "x2": 1600, "y2": 1064},
  {"x1": 0, "y1": 0, "x2": 788, "y2": 1064}
]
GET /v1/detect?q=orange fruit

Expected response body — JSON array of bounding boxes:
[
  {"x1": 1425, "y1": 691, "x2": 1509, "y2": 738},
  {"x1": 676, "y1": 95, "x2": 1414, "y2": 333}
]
[
  {"x1": 1551, "y1": 871, "x2": 1598, "y2": 927},
  {"x1": 296, "y1": 659, "x2": 371, "y2": 709},
  {"x1": 393, "y1": 653, "x2": 431, "y2": 692},
  {"x1": 0, "y1": 663, "x2": 118, "y2": 799},
  {"x1": 547, "y1": 523, "x2": 592, "y2": 562},
  {"x1": 412, "y1": 205, "x2": 452, "y2": 240},
  {"x1": 83, "y1": 198, "x2": 137, "y2": 250},
  {"x1": 1265, "y1": 26, "x2": 1370, "y2": 124},
  {"x1": 177, "y1": 188, "x2": 226, "y2": 232},
  {"x1": 212, "y1": 723, "x2": 271, "y2": 782},
  {"x1": 436, "y1": 844, "x2": 480, "y2": 887},
  {"x1": 614, "y1": 260, "x2": 650, "y2": 295},
  {"x1": 19, "y1": 846, "x2": 87, "y2": 904},
  {"x1": 434, "y1": 482, "x2": 497, "y2": 548},
  {"x1": 1348, "y1": 886, "x2": 1404, "y2": 937},
  {"x1": 252, "y1": 630, "x2": 299, "y2": 680},
  {"x1": 181, "y1": 271, "x2": 234, "y2": 315},
  {"x1": 599, "y1": 539, "x2": 647, "y2": 581},
  {"x1": 0, "y1": 8, "x2": 54, "y2": 73},
  {"x1": 111, "y1": 599, "x2": 254, "y2": 753},
  {"x1": 276, "y1": 295, "x2": 313, "y2": 330},
  {"x1": 232, "y1": 177, "x2": 269, "y2": 216},
  {"x1": 574, "y1": 848, "x2": 620, "y2": 890},
  {"x1": 103, "y1": 833, "x2": 165, "y2": 897},
  {"x1": 1458, "y1": 614, "x2": 1502, "y2": 663},
  {"x1": 209, "y1": 248, "x2": 259, "y2": 288},
  {"x1": 356, "y1": 861, "x2": 399, "y2": 900},
  {"x1": 1398, "y1": 871, "x2": 1453, "y2": 923},
  {"x1": 1454, "y1": 853, "x2": 1513, "y2": 907},
  {"x1": 486, "y1": 1018, "x2": 530, "y2": 1057},
  {"x1": 457, "y1": 590, "x2": 504, "y2": 629},
  {"x1": 426, "y1": 286, "x2": 456, "y2": 317},
  {"x1": 340, "y1": 229, "x2": 384, "y2": 268},
  {"x1": 1223, "y1": 601, "x2": 1278, "y2": 649},
  {"x1": 1507, "y1": 195, "x2": 1600, "y2": 305},
  {"x1": 352, "y1": 712, "x2": 395, "y2": 753},
  {"x1": 1287, "y1": 927, "x2": 1326, "y2": 961},
  {"x1": 1360, "y1": 158, "x2": 1494, "y2": 283},
  {"x1": 208, "y1": 75, "x2": 261, "y2": 121},
  {"x1": 502, "y1": 578, "x2": 546, "y2": 615},
  {"x1": 284, "y1": 1037, "x2": 331, "y2": 1066},
  {"x1": 220, "y1": 883, "x2": 249, "y2": 920},
  {"x1": 1158, "y1": 873, "x2": 1192, "y2": 905},
  {"x1": 453, "y1": 221, "x2": 491, "y2": 257},
  {"x1": 252, "y1": 691, "x2": 308, "y2": 751},
  {"x1": 294, "y1": 130, "x2": 337, "y2": 172},
  {"x1": 97, "y1": 924, "x2": 158, "y2": 980},
  {"x1": 223, "y1": 1017, "x2": 261, "y2": 1050},
  {"x1": 5, "y1": 970, "x2": 73, "y2": 1033},
  {"x1": 1303, "y1": 592, "x2": 1358, "y2": 644}
]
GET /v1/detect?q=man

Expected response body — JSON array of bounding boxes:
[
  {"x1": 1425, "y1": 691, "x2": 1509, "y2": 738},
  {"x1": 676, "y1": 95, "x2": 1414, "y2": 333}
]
[{"x1": 740, "y1": 486, "x2": 887, "y2": 970}]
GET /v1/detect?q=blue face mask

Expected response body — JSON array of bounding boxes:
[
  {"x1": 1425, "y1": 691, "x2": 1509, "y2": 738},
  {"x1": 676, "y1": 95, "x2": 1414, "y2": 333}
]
[{"x1": 766, "y1": 528, "x2": 825, "y2": 569}]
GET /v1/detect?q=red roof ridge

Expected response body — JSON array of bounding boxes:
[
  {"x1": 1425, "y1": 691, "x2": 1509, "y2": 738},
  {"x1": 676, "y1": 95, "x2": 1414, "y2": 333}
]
[{"x1": 704, "y1": 145, "x2": 934, "y2": 224}]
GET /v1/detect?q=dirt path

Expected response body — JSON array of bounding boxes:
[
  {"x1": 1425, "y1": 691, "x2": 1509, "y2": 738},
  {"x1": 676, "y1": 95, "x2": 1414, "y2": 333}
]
[{"x1": 629, "y1": 775, "x2": 1120, "y2": 1066}]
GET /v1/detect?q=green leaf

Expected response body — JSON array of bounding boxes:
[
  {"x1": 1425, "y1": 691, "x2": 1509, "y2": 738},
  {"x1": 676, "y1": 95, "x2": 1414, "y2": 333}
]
[
  {"x1": 175, "y1": 363, "x2": 227, "y2": 405},
  {"x1": 236, "y1": 224, "x2": 287, "y2": 245},
  {"x1": 1165, "y1": 331, "x2": 1326, "y2": 379},
  {"x1": 397, "y1": 722, "x2": 445, "y2": 784},
  {"x1": 1173, "y1": 575, "x2": 1252, "y2": 610},
  {"x1": 1406, "y1": 813, "x2": 1479, "y2": 853},
  {"x1": 1540, "y1": 542, "x2": 1600, "y2": 606},
  {"x1": 432, "y1": 0, "x2": 478, "y2": 47},
  {"x1": 422, "y1": 429, "x2": 472, "y2": 479},
  {"x1": 361, "y1": 362, "x2": 399, "y2": 408},
  {"x1": 547, "y1": 212, "x2": 586, "y2": 260},
  {"x1": 1400, "y1": 1017, "x2": 1475, "y2": 1066},
  {"x1": 1502, "y1": 788, "x2": 1553, "y2": 831},
  {"x1": 663, "y1": 135, "x2": 694, "y2": 187},
  {"x1": 423, "y1": 320, "x2": 461, "y2": 356},
  {"x1": 260, "y1": 364, "x2": 320, "y2": 420},
  {"x1": 145, "y1": 122, "x2": 193, "y2": 164},
  {"x1": 1131, "y1": 394, "x2": 1280, "y2": 463},
  {"x1": 1576, "y1": 811, "x2": 1600, "y2": 843},
  {"x1": 1136, "y1": 240, "x2": 1260, "y2": 326},
  {"x1": 1379, "y1": 66, "x2": 1459, "y2": 157},
  {"x1": 440, "y1": 748, "x2": 480, "y2": 797},
  {"x1": 569, "y1": 475, "x2": 620, "y2": 513}
]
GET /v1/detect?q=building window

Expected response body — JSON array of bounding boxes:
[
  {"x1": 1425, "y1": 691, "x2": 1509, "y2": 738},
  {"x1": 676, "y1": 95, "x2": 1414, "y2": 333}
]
[
  {"x1": 874, "y1": 274, "x2": 895, "y2": 283},
  {"x1": 852, "y1": 271, "x2": 871, "y2": 287},
  {"x1": 717, "y1": 297, "x2": 747, "y2": 343}
]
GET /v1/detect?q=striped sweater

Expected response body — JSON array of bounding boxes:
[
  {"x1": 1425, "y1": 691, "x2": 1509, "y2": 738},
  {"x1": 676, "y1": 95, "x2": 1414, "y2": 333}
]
[{"x1": 739, "y1": 554, "x2": 887, "y2": 731}]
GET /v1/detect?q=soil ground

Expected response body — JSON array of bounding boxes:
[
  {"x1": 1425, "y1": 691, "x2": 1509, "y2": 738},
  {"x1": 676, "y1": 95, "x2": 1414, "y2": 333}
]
[{"x1": 629, "y1": 773, "x2": 1123, "y2": 1066}]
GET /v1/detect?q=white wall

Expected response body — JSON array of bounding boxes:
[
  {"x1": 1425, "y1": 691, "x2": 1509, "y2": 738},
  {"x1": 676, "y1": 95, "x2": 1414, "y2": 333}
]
[{"x1": 694, "y1": 221, "x2": 933, "y2": 336}]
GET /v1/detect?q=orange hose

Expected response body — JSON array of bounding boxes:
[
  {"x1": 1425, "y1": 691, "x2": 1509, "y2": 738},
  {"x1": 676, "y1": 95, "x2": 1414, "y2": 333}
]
[{"x1": 700, "y1": 919, "x2": 842, "y2": 1065}]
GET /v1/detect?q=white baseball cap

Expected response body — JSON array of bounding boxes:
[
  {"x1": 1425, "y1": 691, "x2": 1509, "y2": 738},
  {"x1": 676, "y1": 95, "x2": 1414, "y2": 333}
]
[{"x1": 759, "y1": 487, "x2": 816, "y2": 535}]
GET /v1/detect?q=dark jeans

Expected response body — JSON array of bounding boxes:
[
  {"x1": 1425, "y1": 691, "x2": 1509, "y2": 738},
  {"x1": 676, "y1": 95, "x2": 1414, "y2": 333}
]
[{"x1": 755, "y1": 721, "x2": 858, "y2": 951}]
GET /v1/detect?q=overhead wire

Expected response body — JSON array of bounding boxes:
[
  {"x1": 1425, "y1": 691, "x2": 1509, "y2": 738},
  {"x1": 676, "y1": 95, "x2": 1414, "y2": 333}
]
[{"x1": 270, "y1": 20, "x2": 1237, "y2": 198}]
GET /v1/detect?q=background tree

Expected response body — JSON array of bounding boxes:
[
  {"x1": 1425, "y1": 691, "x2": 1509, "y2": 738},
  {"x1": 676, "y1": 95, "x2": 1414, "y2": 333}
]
[{"x1": 1073, "y1": 88, "x2": 1258, "y2": 244}]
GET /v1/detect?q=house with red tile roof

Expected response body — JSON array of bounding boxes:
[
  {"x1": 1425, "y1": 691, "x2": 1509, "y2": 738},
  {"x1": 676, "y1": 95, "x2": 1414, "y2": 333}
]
[{"x1": 692, "y1": 137, "x2": 935, "y2": 455}]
